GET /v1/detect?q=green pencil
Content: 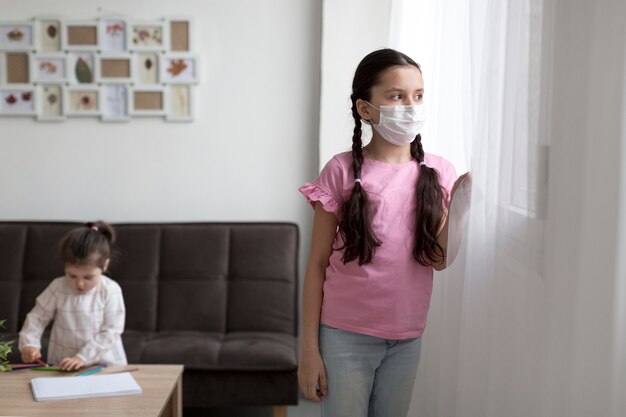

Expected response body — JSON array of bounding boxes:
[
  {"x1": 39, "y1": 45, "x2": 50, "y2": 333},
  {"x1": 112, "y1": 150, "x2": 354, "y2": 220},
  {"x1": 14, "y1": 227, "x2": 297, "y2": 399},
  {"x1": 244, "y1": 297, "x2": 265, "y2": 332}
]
[{"x1": 30, "y1": 367, "x2": 76, "y2": 372}]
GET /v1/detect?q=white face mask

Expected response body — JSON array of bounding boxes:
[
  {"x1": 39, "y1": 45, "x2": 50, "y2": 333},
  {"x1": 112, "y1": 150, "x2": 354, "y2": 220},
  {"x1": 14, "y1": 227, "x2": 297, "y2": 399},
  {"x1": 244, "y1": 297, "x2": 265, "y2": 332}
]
[{"x1": 365, "y1": 102, "x2": 427, "y2": 146}]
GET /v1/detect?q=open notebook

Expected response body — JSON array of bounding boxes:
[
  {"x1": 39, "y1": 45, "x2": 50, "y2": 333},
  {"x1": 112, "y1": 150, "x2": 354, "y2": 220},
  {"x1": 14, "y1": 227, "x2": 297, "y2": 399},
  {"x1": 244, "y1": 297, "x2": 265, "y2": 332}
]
[{"x1": 31, "y1": 372, "x2": 142, "y2": 401}]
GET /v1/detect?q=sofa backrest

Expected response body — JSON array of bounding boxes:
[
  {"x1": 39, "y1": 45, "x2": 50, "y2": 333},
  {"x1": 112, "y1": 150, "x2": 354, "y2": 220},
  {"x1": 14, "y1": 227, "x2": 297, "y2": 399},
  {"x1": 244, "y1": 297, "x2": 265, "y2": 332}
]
[{"x1": 0, "y1": 222, "x2": 298, "y2": 336}]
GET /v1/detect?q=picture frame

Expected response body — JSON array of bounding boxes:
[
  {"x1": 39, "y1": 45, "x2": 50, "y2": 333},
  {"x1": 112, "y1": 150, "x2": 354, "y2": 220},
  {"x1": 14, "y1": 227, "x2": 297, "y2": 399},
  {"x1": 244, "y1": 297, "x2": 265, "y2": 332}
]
[
  {"x1": 0, "y1": 15, "x2": 197, "y2": 122},
  {"x1": 67, "y1": 52, "x2": 96, "y2": 84},
  {"x1": 65, "y1": 86, "x2": 100, "y2": 116},
  {"x1": 99, "y1": 18, "x2": 127, "y2": 52},
  {"x1": 100, "y1": 84, "x2": 130, "y2": 121},
  {"x1": 127, "y1": 20, "x2": 167, "y2": 52},
  {"x1": 35, "y1": 17, "x2": 62, "y2": 52},
  {"x1": 37, "y1": 83, "x2": 65, "y2": 121},
  {"x1": 134, "y1": 52, "x2": 160, "y2": 85},
  {"x1": 0, "y1": 21, "x2": 36, "y2": 51},
  {"x1": 0, "y1": 85, "x2": 36, "y2": 116},
  {"x1": 160, "y1": 54, "x2": 198, "y2": 84},
  {"x1": 63, "y1": 20, "x2": 99, "y2": 51},
  {"x1": 96, "y1": 54, "x2": 133, "y2": 83},
  {"x1": 166, "y1": 18, "x2": 192, "y2": 52},
  {"x1": 130, "y1": 86, "x2": 166, "y2": 116},
  {"x1": 1, "y1": 51, "x2": 31, "y2": 84},
  {"x1": 166, "y1": 84, "x2": 193, "y2": 122},
  {"x1": 30, "y1": 53, "x2": 68, "y2": 83}
]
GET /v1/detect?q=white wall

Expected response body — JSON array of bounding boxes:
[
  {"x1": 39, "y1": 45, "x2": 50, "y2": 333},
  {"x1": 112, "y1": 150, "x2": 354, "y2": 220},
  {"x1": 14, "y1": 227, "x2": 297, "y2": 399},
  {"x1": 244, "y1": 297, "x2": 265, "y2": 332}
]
[
  {"x1": 0, "y1": 0, "x2": 321, "y2": 231},
  {"x1": 319, "y1": 0, "x2": 391, "y2": 168}
]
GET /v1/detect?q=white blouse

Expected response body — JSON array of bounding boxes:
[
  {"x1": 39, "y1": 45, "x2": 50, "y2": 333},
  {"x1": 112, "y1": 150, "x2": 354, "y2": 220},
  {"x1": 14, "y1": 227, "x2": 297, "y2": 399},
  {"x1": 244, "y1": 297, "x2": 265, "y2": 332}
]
[{"x1": 19, "y1": 275, "x2": 127, "y2": 366}]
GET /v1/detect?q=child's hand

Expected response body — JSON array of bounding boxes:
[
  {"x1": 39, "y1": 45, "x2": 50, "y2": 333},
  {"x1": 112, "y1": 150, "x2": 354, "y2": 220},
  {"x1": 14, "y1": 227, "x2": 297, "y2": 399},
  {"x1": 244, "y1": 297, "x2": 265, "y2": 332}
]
[
  {"x1": 450, "y1": 172, "x2": 472, "y2": 213},
  {"x1": 21, "y1": 346, "x2": 41, "y2": 363},
  {"x1": 451, "y1": 172, "x2": 472, "y2": 199},
  {"x1": 59, "y1": 355, "x2": 85, "y2": 371}
]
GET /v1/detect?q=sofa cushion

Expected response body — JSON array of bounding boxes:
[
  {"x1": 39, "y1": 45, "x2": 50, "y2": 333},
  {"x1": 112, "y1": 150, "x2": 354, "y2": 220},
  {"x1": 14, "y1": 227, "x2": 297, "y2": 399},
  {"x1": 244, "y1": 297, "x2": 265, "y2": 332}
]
[
  {"x1": 16, "y1": 224, "x2": 73, "y2": 327},
  {"x1": 219, "y1": 332, "x2": 297, "y2": 371},
  {"x1": 0, "y1": 225, "x2": 27, "y2": 333},
  {"x1": 108, "y1": 226, "x2": 161, "y2": 332},
  {"x1": 227, "y1": 226, "x2": 297, "y2": 334},
  {"x1": 120, "y1": 330, "x2": 151, "y2": 364},
  {"x1": 138, "y1": 331, "x2": 296, "y2": 372},
  {"x1": 158, "y1": 225, "x2": 229, "y2": 332}
]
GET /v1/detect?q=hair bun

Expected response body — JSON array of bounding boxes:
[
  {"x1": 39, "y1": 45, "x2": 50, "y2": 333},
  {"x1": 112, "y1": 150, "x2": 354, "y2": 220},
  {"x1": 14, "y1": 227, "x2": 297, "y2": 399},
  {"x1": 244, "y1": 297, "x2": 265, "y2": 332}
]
[{"x1": 85, "y1": 221, "x2": 116, "y2": 245}]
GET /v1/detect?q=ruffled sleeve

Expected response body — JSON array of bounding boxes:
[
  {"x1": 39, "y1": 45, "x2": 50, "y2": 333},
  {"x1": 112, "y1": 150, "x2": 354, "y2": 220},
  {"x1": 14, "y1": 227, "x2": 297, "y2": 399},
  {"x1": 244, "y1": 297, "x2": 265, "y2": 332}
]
[
  {"x1": 298, "y1": 183, "x2": 341, "y2": 215},
  {"x1": 298, "y1": 155, "x2": 347, "y2": 218}
]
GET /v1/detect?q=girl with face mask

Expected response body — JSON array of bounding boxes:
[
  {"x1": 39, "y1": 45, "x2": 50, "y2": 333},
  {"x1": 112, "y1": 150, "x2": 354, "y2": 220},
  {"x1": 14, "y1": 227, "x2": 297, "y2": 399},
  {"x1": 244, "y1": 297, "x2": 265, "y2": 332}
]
[{"x1": 298, "y1": 49, "x2": 470, "y2": 417}]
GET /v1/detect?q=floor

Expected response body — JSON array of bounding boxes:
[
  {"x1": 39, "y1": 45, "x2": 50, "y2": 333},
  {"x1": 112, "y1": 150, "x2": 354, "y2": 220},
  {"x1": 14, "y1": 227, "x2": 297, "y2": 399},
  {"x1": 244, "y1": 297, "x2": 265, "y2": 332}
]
[{"x1": 184, "y1": 394, "x2": 320, "y2": 417}]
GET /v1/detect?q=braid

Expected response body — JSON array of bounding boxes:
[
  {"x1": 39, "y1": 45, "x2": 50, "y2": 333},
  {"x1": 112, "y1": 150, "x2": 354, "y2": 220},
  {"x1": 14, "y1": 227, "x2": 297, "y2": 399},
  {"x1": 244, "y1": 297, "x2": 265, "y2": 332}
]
[
  {"x1": 410, "y1": 135, "x2": 425, "y2": 162},
  {"x1": 411, "y1": 135, "x2": 447, "y2": 266},
  {"x1": 336, "y1": 100, "x2": 382, "y2": 265},
  {"x1": 351, "y1": 114, "x2": 364, "y2": 180}
]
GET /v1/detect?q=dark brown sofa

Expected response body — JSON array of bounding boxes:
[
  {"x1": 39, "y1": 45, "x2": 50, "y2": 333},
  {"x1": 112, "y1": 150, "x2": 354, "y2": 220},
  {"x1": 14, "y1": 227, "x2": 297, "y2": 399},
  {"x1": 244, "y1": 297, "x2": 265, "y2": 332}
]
[{"x1": 0, "y1": 222, "x2": 299, "y2": 415}]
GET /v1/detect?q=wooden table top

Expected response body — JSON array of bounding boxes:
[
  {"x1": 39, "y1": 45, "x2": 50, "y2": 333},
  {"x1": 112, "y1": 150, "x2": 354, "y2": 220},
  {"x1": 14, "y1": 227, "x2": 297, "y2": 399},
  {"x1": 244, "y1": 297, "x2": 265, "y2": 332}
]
[{"x1": 0, "y1": 364, "x2": 183, "y2": 417}]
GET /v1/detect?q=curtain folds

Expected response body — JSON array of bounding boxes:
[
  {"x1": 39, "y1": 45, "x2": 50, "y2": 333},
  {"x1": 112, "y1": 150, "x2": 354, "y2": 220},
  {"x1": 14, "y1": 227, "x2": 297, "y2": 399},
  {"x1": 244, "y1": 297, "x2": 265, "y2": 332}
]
[{"x1": 388, "y1": 0, "x2": 626, "y2": 416}]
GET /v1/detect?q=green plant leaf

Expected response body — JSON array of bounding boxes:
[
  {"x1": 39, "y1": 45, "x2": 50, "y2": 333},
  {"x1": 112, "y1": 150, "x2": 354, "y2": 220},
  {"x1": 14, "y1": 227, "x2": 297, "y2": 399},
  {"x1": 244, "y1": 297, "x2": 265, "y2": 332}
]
[
  {"x1": 75, "y1": 57, "x2": 93, "y2": 83},
  {"x1": 0, "y1": 319, "x2": 15, "y2": 372}
]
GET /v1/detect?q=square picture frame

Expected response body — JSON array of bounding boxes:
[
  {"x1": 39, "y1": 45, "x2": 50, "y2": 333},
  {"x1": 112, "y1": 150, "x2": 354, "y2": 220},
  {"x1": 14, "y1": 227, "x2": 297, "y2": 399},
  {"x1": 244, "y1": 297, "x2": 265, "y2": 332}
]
[
  {"x1": 65, "y1": 86, "x2": 100, "y2": 116},
  {"x1": 100, "y1": 84, "x2": 130, "y2": 121},
  {"x1": 35, "y1": 17, "x2": 62, "y2": 52},
  {"x1": 67, "y1": 52, "x2": 96, "y2": 84},
  {"x1": 134, "y1": 52, "x2": 160, "y2": 85},
  {"x1": 37, "y1": 83, "x2": 65, "y2": 121},
  {"x1": 31, "y1": 53, "x2": 68, "y2": 83},
  {"x1": 0, "y1": 21, "x2": 36, "y2": 51},
  {"x1": 0, "y1": 85, "x2": 36, "y2": 116},
  {"x1": 130, "y1": 86, "x2": 166, "y2": 116},
  {"x1": 63, "y1": 20, "x2": 99, "y2": 51},
  {"x1": 127, "y1": 20, "x2": 167, "y2": 52},
  {"x1": 99, "y1": 18, "x2": 127, "y2": 52},
  {"x1": 96, "y1": 54, "x2": 133, "y2": 83},
  {"x1": 160, "y1": 54, "x2": 198, "y2": 84},
  {"x1": 166, "y1": 84, "x2": 193, "y2": 122}
]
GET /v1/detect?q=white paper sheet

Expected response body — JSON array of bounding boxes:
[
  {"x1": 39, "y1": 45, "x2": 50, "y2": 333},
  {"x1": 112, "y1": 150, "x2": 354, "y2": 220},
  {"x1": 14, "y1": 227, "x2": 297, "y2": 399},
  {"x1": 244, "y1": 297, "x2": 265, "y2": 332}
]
[{"x1": 31, "y1": 372, "x2": 142, "y2": 401}]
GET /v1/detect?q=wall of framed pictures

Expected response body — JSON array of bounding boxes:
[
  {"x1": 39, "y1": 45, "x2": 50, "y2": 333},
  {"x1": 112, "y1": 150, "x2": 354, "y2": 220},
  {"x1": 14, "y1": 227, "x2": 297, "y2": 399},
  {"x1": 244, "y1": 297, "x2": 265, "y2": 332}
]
[{"x1": 0, "y1": 17, "x2": 197, "y2": 122}]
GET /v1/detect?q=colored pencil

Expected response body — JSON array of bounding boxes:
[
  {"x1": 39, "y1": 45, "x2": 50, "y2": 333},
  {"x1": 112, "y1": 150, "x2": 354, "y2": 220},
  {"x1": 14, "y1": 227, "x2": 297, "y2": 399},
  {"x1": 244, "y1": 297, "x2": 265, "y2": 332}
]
[
  {"x1": 105, "y1": 368, "x2": 140, "y2": 374},
  {"x1": 11, "y1": 363, "x2": 41, "y2": 369},
  {"x1": 30, "y1": 366, "x2": 74, "y2": 372},
  {"x1": 35, "y1": 358, "x2": 48, "y2": 367},
  {"x1": 75, "y1": 366, "x2": 104, "y2": 377}
]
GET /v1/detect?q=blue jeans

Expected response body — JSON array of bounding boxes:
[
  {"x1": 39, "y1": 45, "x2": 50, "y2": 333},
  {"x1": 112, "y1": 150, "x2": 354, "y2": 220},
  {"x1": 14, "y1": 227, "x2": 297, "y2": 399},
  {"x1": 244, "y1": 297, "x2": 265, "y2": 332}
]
[{"x1": 319, "y1": 324, "x2": 422, "y2": 417}]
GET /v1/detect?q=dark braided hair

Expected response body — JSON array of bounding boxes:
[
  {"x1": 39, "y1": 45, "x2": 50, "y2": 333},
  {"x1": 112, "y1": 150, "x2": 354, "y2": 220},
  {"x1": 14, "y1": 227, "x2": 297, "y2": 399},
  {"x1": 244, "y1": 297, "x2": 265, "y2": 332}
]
[
  {"x1": 410, "y1": 137, "x2": 448, "y2": 265},
  {"x1": 336, "y1": 105, "x2": 381, "y2": 265},
  {"x1": 338, "y1": 48, "x2": 448, "y2": 267}
]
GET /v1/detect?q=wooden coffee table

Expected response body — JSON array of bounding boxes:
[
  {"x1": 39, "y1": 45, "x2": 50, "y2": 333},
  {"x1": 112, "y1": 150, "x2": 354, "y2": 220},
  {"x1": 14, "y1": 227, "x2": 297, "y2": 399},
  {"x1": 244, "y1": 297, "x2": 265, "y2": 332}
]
[{"x1": 0, "y1": 364, "x2": 183, "y2": 417}]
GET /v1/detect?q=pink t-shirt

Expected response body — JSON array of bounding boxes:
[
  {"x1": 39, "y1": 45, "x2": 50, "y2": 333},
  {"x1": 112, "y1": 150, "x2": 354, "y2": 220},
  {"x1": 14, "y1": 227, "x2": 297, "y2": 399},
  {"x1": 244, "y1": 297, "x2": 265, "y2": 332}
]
[{"x1": 299, "y1": 151, "x2": 457, "y2": 340}]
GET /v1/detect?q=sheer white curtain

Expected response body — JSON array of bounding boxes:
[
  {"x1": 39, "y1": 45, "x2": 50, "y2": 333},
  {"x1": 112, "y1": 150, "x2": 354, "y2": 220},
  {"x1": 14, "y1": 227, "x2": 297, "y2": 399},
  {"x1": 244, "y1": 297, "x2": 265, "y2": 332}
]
[{"x1": 388, "y1": 0, "x2": 626, "y2": 416}]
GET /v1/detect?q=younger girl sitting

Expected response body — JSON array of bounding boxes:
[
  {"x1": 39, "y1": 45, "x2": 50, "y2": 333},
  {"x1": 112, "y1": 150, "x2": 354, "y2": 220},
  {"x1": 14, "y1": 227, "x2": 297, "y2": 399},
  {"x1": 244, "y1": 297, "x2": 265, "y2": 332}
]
[{"x1": 19, "y1": 221, "x2": 127, "y2": 370}]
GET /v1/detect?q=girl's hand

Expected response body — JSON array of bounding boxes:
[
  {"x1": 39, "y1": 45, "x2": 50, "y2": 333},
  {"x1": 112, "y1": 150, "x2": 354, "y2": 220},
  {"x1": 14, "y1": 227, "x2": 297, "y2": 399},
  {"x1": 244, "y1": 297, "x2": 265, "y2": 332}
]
[
  {"x1": 59, "y1": 355, "x2": 85, "y2": 371},
  {"x1": 450, "y1": 172, "x2": 472, "y2": 214},
  {"x1": 298, "y1": 349, "x2": 328, "y2": 402},
  {"x1": 451, "y1": 172, "x2": 472, "y2": 200},
  {"x1": 21, "y1": 346, "x2": 41, "y2": 363}
]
